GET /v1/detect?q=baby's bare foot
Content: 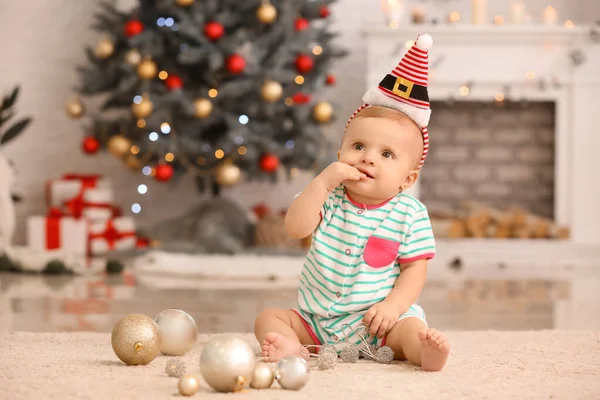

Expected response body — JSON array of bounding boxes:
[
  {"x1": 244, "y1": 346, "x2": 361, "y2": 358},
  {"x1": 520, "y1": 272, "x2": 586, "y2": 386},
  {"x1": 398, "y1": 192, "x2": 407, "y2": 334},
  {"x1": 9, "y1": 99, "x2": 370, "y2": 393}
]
[
  {"x1": 261, "y1": 332, "x2": 308, "y2": 362},
  {"x1": 418, "y1": 328, "x2": 450, "y2": 372}
]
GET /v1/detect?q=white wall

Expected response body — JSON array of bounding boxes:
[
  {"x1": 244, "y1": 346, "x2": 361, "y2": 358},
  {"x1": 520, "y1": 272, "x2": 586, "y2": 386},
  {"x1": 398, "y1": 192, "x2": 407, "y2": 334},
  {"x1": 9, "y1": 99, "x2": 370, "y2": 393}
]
[{"x1": 1, "y1": 0, "x2": 598, "y2": 245}]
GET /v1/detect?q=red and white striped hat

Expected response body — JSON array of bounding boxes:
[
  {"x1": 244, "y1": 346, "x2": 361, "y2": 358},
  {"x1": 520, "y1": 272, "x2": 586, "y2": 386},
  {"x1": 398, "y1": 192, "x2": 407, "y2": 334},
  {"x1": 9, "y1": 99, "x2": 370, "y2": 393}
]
[{"x1": 346, "y1": 34, "x2": 433, "y2": 169}]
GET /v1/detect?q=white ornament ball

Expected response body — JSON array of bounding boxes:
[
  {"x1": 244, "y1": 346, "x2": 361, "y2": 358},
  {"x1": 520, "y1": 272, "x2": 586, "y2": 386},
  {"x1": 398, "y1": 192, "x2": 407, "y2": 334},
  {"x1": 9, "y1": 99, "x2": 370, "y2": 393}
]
[
  {"x1": 250, "y1": 362, "x2": 275, "y2": 389},
  {"x1": 276, "y1": 356, "x2": 309, "y2": 390},
  {"x1": 199, "y1": 335, "x2": 256, "y2": 393},
  {"x1": 178, "y1": 374, "x2": 199, "y2": 396},
  {"x1": 153, "y1": 309, "x2": 197, "y2": 356},
  {"x1": 416, "y1": 34, "x2": 433, "y2": 51}
]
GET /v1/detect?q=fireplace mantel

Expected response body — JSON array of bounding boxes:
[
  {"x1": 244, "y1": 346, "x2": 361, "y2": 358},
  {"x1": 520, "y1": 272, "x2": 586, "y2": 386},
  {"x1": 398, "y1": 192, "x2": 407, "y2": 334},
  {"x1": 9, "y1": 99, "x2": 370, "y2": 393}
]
[{"x1": 362, "y1": 24, "x2": 600, "y2": 244}]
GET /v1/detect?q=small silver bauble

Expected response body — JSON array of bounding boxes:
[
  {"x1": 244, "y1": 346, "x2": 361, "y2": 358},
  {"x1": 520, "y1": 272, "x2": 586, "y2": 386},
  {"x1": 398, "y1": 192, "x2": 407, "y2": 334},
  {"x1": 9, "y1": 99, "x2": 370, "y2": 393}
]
[
  {"x1": 250, "y1": 362, "x2": 275, "y2": 389},
  {"x1": 165, "y1": 358, "x2": 186, "y2": 377},
  {"x1": 153, "y1": 309, "x2": 197, "y2": 356},
  {"x1": 199, "y1": 335, "x2": 256, "y2": 393},
  {"x1": 178, "y1": 374, "x2": 199, "y2": 396},
  {"x1": 276, "y1": 356, "x2": 309, "y2": 391}
]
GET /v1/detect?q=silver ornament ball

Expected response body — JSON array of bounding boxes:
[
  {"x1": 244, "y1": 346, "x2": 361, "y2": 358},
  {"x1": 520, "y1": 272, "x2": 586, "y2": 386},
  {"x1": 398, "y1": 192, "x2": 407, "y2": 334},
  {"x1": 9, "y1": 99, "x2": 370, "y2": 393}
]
[
  {"x1": 340, "y1": 344, "x2": 360, "y2": 363},
  {"x1": 153, "y1": 309, "x2": 197, "y2": 356},
  {"x1": 317, "y1": 345, "x2": 337, "y2": 370},
  {"x1": 276, "y1": 356, "x2": 310, "y2": 391},
  {"x1": 199, "y1": 335, "x2": 256, "y2": 393},
  {"x1": 165, "y1": 358, "x2": 187, "y2": 377},
  {"x1": 250, "y1": 362, "x2": 275, "y2": 389},
  {"x1": 375, "y1": 346, "x2": 395, "y2": 363}
]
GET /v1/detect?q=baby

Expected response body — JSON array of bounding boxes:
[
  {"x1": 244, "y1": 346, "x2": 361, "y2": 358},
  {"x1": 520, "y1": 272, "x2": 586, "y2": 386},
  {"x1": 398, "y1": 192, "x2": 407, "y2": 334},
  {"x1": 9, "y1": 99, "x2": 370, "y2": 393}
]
[{"x1": 254, "y1": 34, "x2": 450, "y2": 372}]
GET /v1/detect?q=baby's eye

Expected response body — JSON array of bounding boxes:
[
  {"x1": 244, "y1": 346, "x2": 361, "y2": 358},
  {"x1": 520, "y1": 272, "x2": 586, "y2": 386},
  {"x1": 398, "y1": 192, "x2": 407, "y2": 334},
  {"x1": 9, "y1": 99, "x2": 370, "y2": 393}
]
[
  {"x1": 382, "y1": 151, "x2": 393, "y2": 159},
  {"x1": 354, "y1": 143, "x2": 364, "y2": 151}
]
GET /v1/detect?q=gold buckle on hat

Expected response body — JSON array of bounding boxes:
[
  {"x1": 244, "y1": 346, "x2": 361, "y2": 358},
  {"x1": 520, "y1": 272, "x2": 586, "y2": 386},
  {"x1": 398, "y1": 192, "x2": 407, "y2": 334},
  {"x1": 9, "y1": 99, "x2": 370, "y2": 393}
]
[{"x1": 392, "y1": 76, "x2": 414, "y2": 99}]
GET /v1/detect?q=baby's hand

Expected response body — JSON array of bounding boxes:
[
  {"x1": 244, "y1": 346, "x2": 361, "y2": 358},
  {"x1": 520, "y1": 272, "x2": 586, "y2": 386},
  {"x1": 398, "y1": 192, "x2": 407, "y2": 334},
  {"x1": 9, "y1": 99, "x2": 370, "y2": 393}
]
[
  {"x1": 316, "y1": 162, "x2": 367, "y2": 191},
  {"x1": 363, "y1": 300, "x2": 401, "y2": 339}
]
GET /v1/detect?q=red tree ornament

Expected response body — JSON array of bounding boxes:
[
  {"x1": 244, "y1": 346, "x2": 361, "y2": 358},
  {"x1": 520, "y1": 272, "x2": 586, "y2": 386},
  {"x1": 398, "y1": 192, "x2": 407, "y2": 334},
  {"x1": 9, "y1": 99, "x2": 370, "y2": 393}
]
[
  {"x1": 259, "y1": 154, "x2": 280, "y2": 173},
  {"x1": 295, "y1": 54, "x2": 314, "y2": 74},
  {"x1": 82, "y1": 136, "x2": 100, "y2": 154},
  {"x1": 252, "y1": 203, "x2": 271, "y2": 219},
  {"x1": 204, "y1": 21, "x2": 224, "y2": 40},
  {"x1": 326, "y1": 74, "x2": 336, "y2": 85},
  {"x1": 226, "y1": 54, "x2": 246, "y2": 74},
  {"x1": 165, "y1": 75, "x2": 183, "y2": 90},
  {"x1": 124, "y1": 19, "x2": 144, "y2": 37},
  {"x1": 294, "y1": 17, "x2": 309, "y2": 31},
  {"x1": 319, "y1": 6, "x2": 330, "y2": 18},
  {"x1": 292, "y1": 92, "x2": 311, "y2": 104},
  {"x1": 155, "y1": 163, "x2": 174, "y2": 182}
]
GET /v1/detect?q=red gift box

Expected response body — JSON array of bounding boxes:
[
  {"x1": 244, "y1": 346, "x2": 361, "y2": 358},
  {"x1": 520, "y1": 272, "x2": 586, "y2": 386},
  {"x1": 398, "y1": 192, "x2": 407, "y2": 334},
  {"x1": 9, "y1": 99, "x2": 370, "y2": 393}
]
[
  {"x1": 88, "y1": 217, "x2": 137, "y2": 256},
  {"x1": 27, "y1": 207, "x2": 88, "y2": 254}
]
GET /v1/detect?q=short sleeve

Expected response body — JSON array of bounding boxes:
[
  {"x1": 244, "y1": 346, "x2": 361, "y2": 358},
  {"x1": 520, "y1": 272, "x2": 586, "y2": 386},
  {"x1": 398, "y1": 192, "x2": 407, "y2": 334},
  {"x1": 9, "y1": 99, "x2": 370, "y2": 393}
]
[
  {"x1": 398, "y1": 206, "x2": 436, "y2": 264},
  {"x1": 319, "y1": 187, "x2": 338, "y2": 221}
]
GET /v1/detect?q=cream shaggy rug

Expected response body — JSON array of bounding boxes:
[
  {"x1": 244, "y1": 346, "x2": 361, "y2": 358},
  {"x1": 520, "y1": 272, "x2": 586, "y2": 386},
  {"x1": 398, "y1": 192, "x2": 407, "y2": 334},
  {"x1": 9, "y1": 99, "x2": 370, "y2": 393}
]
[{"x1": 1, "y1": 331, "x2": 598, "y2": 399}]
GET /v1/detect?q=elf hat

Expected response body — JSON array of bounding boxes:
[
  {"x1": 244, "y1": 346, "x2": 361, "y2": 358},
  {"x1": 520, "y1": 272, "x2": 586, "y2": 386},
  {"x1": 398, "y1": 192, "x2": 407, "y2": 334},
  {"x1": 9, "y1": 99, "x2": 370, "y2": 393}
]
[{"x1": 346, "y1": 34, "x2": 433, "y2": 169}]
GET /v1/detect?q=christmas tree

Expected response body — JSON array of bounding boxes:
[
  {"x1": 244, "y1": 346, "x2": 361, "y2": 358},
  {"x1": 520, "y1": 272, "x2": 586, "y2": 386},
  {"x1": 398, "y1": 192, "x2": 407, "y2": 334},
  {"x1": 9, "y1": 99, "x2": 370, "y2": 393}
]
[{"x1": 69, "y1": 0, "x2": 346, "y2": 194}]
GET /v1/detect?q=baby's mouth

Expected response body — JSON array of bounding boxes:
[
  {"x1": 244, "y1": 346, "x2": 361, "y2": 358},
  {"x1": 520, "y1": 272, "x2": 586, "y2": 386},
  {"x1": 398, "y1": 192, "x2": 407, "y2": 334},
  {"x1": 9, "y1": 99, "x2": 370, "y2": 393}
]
[{"x1": 357, "y1": 167, "x2": 374, "y2": 179}]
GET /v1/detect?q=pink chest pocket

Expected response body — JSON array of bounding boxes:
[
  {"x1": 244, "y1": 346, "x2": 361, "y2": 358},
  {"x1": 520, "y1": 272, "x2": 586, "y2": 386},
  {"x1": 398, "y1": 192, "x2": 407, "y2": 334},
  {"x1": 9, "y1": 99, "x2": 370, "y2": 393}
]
[{"x1": 363, "y1": 236, "x2": 400, "y2": 268}]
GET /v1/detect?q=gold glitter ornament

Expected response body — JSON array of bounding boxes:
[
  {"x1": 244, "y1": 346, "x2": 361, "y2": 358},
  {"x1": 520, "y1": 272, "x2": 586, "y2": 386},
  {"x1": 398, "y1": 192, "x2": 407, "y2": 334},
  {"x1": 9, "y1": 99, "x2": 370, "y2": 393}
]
[
  {"x1": 193, "y1": 98, "x2": 212, "y2": 119},
  {"x1": 95, "y1": 37, "x2": 115, "y2": 59},
  {"x1": 137, "y1": 58, "x2": 158, "y2": 80},
  {"x1": 107, "y1": 134, "x2": 132, "y2": 157},
  {"x1": 111, "y1": 313, "x2": 161, "y2": 365},
  {"x1": 125, "y1": 49, "x2": 142, "y2": 66},
  {"x1": 131, "y1": 95, "x2": 153, "y2": 118},
  {"x1": 199, "y1": 335, "x2": 256, "y2": 393},
  {"x1": 165, "y1": 358, "x2": 187, "y2": 378},
  {"x1": 66, "y1": 97, "x2": 85, "y2": 119},
  {"x1": 178, "y1": 374, "x2": 199, "y2": 396},
  {"x1": 250, "y1": 362, "x2": 275, "y2": 389},
  {"x1": 261, "y1": 80, "x2": 283, "y2": 103},
  {"x1": 153, "y1": 309, "x2": 197, "y2": 356},
  {"x1": 312, "y1": 101, "x2": 333, "y2": 123},
  {"x1": 256, "y1": 3, "x2": 277, "y2": 23},
  {"x1": 214, "y1": 160, "x2": 242, "y2": 186}
]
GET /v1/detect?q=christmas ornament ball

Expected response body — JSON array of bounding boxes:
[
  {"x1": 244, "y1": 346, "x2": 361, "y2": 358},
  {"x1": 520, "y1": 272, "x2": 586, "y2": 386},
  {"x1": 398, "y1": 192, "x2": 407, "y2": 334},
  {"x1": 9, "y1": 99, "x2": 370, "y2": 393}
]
[
  {"x1": 82, "y1": 136, "x2": 100, "y2": 154},
  {"x1": 155, "y1": 163, "x2": 174, "y2": 182},
  {"x1": 178, "y1": 374, "x2": 199, "y2": 396},
  {"x1": 153, "y1": 309, "x2": 197, "y2": 356},
  {"x1": 193, "y1": 98, "x2": 213, "y2": 119},
  {"x1": 124, "y1": 19, "x2": 144, "y2": 37},
  {"x1": 294, "y1": 17, "x2": 309, "y2": 31},
  {"x1": 137, "y1": 59, "x2": 157, "y2": 80},
  {"x1": 199, "y1": 335, "x2": 256, "y2": 393},
  {"x1": 204, "y1": 21, "x2": 224, "y2": 41},
  {"x1": 107, "y1": 135, "x2": 132, "y2": 157},
  {"x1": 261, "y1": 80, "x2": 283, "y2": 103},
  {"x1": 250, "y1": 362, "x2": 275, "y2": 389},
  {"x1": 226, "y1": 54, "x2": 246, "y2": 74},
  {"x1": 165, "y1": 358, "x2": 187, "y2": 378},
  {"x1": 125, "y1": 49, "x2": 142, "y2": 65},
  {"x1": 175, "y1": 0, "x2": 195, "y2": 6},
  {"x1": 259, "y1": 153, "x2": 280, "y2": 173},
  {"x1": 276, "y1": 356, "x2": 309, "y2": 390},
  {"x1": 295, "y1": 54, "x2": 314, "y2": 74},
  {"x1": 111, "y1": 313, "x2": 161, "y2": 365},
  {"x1": 313, "y1": 101, "x2": 333, "y2": 123},
  {"x1": 215, "y1": 162, "x2": 242, "y2": 186},
  {"x1": 66, "y1": 97, "x2": 85, "y2": 119},
  {"x1": 132, "y1": 96, "x2": 153, "y2": 118},
  {"x1": 95, "y1": 37, "x2": 114, "y2": 59},
  {"x1": 257, "y1": 3, "x2": 277, "y2": 23},
  {"x1": 165, "y1": 75, "x2": 183, "y2": 91}
]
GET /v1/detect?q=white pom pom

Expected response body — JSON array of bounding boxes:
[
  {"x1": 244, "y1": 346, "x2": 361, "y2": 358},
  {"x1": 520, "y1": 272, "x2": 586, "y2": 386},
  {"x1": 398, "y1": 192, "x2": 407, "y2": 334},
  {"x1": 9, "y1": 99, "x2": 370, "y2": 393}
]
[{"x1": 416, "y1": 34, "x2": 433, "y2": 51}]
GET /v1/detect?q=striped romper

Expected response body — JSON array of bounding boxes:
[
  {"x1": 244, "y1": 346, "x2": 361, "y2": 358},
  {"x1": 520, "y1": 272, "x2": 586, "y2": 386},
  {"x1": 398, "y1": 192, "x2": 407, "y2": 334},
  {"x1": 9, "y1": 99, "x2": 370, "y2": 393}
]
[{"x1": 293, "y1": 185, "x2": 436, "y2": 350}]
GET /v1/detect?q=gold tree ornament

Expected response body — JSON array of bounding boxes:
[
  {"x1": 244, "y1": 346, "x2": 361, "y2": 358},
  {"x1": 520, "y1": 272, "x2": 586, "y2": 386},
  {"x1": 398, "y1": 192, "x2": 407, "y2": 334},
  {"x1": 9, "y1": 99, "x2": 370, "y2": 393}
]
[
  {"x1": 257, "y1": 2, "x2": 277, "y2": 23},
  {"x1": 175, "y1": 0, "x2": 195, "y2": 6},
  {"x1": 66, "y1": 97, "x2": 85, "y2": 119},
  {"x1": 95, "y1": 37, "x2": 115, "y2": 59},
  {"x1": 125, "y1": 49, "x2": 142, "y2": 65},
  {"x1": 107, "y1": 135, "x2": 132, "y2": 157},
  {"x1": 261, "y1": 80, "x2": 283, "y2": 103},
  {"x1": 137, "y1": 58, "x2": 158, "y2": 80},
  {"x1": 193, "y1": 98, "x2": 213, "y2": 119},
  {"x1": 214, "y1": 160, "x2": 242, "y2": 186},
  {"x1": 313, "y1": 101, "x2": 333, "y2": 123},
  {"x1": 132, "y1": 95, "x2": 153, "y2": 118},
  {"x1": 111, "y1": 314, "x2": 161, "y2": 366}
]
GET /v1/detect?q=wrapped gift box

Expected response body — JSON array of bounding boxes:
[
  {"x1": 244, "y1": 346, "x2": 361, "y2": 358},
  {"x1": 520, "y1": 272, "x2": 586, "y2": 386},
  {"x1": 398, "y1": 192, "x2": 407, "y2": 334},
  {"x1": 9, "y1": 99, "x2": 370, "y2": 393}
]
[
  {"x1": 88, "y1": 217, "x2": 137, "y2": 256},
  {"x1": 27, "y1": 209, "x2": 88, "y2": 256},
  {"x1": 45, "y1": 174, "x2": 114, "y2": 219},
  {"x1": 80, "y1": 188, "x2": 121, "y2": 221}
]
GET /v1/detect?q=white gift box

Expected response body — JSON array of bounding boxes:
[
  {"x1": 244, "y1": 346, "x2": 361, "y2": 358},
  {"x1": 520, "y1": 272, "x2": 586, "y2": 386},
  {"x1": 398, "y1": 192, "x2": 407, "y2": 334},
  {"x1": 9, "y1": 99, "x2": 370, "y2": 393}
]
[
  {"x1": 88, "y1": 217, "x2": 136, "y2": 255},
  {"x1": 27, "y1": 215, "x2": 88, "y2": 256},
  {"x1": 45, "y1": 175, "x2": 111, "y2": 209},
  {"x1": 80, "y1": 188, "x2": 116, "y2": 221}
]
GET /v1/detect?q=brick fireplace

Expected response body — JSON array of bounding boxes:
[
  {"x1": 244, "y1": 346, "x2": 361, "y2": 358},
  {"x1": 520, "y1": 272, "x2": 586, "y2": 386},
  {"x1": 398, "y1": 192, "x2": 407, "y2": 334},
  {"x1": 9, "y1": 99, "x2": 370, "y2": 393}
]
[{"x1": 364, "y1": 25, "x2": 600, "y2": 244}]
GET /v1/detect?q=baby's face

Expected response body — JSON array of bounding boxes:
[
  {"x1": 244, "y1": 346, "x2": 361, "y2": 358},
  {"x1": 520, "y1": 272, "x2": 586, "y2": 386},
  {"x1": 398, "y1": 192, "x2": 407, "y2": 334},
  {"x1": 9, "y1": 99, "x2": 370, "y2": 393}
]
[{"x1": 339, "y1": 116, "x2": 422, "y2": 202}]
